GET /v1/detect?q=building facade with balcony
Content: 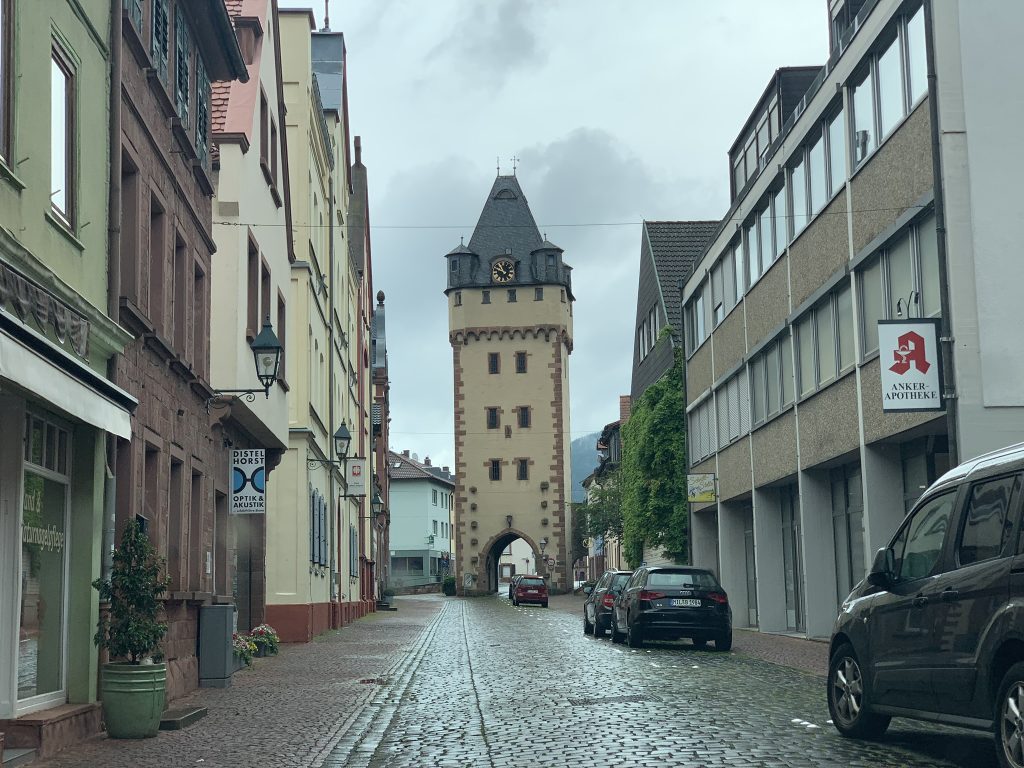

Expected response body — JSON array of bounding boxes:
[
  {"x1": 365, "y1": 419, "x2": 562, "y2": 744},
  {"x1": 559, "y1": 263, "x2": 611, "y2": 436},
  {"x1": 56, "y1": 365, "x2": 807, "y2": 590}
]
[{"x1": 680, "y1": 0, "x2": 1024, "y2": 639}]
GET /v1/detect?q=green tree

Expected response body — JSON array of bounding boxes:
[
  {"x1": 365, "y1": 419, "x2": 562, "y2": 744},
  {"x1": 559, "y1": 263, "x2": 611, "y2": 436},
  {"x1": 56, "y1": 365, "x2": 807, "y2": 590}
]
[
  {"x1": 583, "y1": 470, "x2": 624, "y2": 543},
  {"x1": 93, "y1": 520, "x2": 170, "y2": 664},
  {"x1": 620, "y1": 350, "x2": 688, "y2": 566}
]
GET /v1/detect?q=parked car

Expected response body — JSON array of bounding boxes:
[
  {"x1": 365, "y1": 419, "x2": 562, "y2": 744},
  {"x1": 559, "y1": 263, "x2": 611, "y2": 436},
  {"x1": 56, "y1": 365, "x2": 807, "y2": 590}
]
[
  {"x1": 827, "y1": 442, "x2": 1024, "y2": 768},
  {"x1": 610, "y1": 566, "x2": 731, "y2": 650},
  {"x1": 507, "y1": 574, "x2": 523, "y2": 599},
  {"x1": 583, "y1": 569, "x2": 632, "y2": 637},
  {"x1": 512, "y1": 576, "x2": 548, "y2": 607}
]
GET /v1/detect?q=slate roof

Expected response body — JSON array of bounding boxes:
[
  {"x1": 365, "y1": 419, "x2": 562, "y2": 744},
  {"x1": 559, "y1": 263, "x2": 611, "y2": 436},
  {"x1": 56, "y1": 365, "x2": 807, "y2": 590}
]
[
  {"x1": 467, "y1": 175, "x2": 544, "y2": 262},
  {"x1": 643, "y1": 220, "x2": 720, "y2": 334},
  {"x1": 539, "y1": 238, "x2": 562, "y2": 252},
  {"x1": 446, "y1": 240, "x2": 473, "y2": 256},
  {"x1": 387, "y1": 451, "x2": 455, "y2": 487}
]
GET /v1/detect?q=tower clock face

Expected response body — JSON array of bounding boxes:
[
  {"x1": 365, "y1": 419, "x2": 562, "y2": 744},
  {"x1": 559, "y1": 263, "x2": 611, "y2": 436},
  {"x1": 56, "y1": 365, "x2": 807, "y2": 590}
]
[{"x1": 491, "y1": 259, "x2": 515, "y2": 283}]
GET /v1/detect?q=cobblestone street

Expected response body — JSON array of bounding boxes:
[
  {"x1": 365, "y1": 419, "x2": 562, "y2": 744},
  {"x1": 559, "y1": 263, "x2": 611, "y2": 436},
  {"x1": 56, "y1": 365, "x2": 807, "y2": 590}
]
[
  {"x1": 329, "y1": 594, "x2": 997, "y2": 768},
  {"x1": 36, "y1": 594, "x2": 1000, "y2": 768}
]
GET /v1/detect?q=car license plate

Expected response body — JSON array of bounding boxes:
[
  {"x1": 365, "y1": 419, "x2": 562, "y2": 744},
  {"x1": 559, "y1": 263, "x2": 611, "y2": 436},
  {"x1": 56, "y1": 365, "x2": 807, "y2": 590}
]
[
  {"x1": 526, "y1": 589, "x2": 538, "y2": 594},
  {"x1": 671, "y1": 598, "x2": 701, "y2": 607}
]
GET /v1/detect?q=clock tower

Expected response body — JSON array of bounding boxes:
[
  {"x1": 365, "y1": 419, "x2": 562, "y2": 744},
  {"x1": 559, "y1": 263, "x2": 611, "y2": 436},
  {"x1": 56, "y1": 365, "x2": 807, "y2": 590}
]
[{"x1": 445, "y1": 175, "x2": 574, "y2": 595}]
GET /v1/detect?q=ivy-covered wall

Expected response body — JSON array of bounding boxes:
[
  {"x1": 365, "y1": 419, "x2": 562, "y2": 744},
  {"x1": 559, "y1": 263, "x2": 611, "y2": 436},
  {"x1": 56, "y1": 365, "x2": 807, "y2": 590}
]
[{"x1": 620, "y1": 349, "x2": 688, "y2": 566}]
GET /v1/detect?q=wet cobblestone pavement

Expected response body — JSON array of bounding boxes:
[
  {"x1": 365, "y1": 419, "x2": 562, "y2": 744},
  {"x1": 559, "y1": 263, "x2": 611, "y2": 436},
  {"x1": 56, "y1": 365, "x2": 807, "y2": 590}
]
[
  {"x1": 32, "y1": 593, "x2": 1001, "y2": 767},
  {"x1": 325, "y1": 594, "x2": 998, "y2": 768}
]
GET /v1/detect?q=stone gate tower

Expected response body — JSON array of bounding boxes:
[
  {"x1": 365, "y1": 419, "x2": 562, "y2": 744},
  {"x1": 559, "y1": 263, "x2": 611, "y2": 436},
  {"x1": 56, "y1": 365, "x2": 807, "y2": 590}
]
[{"x1": 445, "y1": 175, "x2": 574, "y2": 595}]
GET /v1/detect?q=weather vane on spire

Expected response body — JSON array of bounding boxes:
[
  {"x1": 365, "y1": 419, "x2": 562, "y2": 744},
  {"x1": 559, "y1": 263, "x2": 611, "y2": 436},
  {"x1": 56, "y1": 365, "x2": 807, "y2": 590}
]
[
  {"x1": 511, "y1": 155, "x2": 519, "y2": 174},
  {"x1": 496, "y1": 155, "x2": 501, "y2": 175}
]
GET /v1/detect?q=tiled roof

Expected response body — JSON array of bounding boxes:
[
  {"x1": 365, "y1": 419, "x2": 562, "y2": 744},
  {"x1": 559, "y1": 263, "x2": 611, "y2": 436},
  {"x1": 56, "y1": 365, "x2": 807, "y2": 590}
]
[
  {"x1": 224, "y1": 0, "x2": 243, "y2": 14},
  {"x1": 387, "y1": 451, "x2": 455, "y2": 487},
  {"x1": 643, "y1": 220, "x2": 720, "y2": 334},
  {"x1": 211, "y1": 81, "x2": 231, "y2": 134}
]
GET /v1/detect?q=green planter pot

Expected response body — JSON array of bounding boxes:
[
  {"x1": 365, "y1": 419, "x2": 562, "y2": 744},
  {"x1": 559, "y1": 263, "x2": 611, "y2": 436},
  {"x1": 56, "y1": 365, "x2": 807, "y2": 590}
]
[{"x1": 100, "y1": 663, "x2": 166, "y2": 739}]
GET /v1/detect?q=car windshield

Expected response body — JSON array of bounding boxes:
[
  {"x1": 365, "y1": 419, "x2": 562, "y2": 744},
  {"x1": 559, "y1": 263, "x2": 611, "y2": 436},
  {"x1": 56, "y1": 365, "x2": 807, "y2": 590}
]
[
  {"x1": 647, "y1": 571, "x2": 718, "y2": 588},
  {"x1": 520, "y1": 578, "x2": 545, "y2": 587}
]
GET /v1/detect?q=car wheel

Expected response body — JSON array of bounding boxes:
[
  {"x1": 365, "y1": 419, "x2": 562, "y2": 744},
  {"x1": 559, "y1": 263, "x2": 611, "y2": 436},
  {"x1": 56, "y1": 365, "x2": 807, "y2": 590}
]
[
  {"x1": 542, "y1": 601, "x2": 548, "y2": 608},
  {"x1": 512, "y1": 597, "x2": 518, "y2": 607},
  {"x1": 584, "y1": 612, "x2": 594, "y2": 635},
  {"x1": 827, "y1": 643, "x2": 890, "y2": 739},
  {"x1": 692, "y1": 638, "x2": 708, "y2": 650},
  {"x1": 995, "y1": 661, "x2": 1024, "y2": 768},
  {"x1": 611, "y1": 615, "x2": 625, "y2": 644},
  {"x1": 626, "y1": 620, "x2": 643, "y2": 649},
  {"x1": 715, "y1": 632, "x2": 732, "y2": 652}
]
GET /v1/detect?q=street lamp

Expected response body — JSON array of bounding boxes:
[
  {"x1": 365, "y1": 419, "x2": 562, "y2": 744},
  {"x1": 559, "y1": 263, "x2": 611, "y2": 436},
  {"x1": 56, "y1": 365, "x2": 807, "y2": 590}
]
[
  {"x1": 539, "y1": 537, "x2": 548, "y2": 555},
  {"x1": 206, "y1": 316, "x2": 283, "y2": 410},
  {"x1": 307, "y1": 421, "x2": 358, "y2": 472}
]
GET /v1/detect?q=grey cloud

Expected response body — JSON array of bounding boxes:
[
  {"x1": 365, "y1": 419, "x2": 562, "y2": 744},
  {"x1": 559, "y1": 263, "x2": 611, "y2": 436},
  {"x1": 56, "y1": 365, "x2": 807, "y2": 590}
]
[{"x1": 426, "y1": 0, "x2": 548, "y2": 88}]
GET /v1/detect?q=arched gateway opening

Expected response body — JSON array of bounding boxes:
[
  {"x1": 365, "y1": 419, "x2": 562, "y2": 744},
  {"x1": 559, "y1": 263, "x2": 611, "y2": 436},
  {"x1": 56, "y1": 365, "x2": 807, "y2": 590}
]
[{"x1": 481, "y1": 529, "x2": 543, "y2": 595}]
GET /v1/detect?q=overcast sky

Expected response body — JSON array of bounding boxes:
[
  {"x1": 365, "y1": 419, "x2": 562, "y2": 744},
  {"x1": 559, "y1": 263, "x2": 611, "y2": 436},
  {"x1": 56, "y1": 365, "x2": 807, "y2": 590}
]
[{"x1": 280, "y1": 0, "x2": 828, "y2": 471}]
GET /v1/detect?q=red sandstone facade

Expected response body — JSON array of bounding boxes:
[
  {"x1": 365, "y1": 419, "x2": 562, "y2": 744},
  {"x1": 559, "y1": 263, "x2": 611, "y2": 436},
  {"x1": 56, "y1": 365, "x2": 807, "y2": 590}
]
[{"x1": 112, "y1": 0, "x2": 247, "y2": 702}]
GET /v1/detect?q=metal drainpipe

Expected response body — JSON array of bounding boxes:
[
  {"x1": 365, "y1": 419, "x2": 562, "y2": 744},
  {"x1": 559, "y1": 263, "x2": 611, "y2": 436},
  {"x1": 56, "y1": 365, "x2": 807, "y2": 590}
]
[
  {"x1": 924, "y1": 0, "x2": 960, "y2": 467},
  {"x1": 328, "y1": 174, "x2": 337, "y2": 601},
  {"x1": 678, "y1": 279, "x2": 693, "y2": 567},
  {"x1": 103, "y1": 0, "x2": 124, "y2": 579}
]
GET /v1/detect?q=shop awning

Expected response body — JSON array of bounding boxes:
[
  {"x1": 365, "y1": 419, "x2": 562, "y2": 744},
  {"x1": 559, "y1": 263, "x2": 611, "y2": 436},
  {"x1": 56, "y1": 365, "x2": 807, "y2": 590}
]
[{"x1": 0, "y1": 326, "x2": 135, "y2": 439}]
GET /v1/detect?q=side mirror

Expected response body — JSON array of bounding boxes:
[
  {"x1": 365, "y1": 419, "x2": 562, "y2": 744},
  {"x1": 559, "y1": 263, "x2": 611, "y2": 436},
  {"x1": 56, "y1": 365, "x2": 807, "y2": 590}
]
[
  {"x1": 583, "y1": 586, "x2": 593, "y2": 595},
  {"x1": 867, "y1": 547, "x2": 895, "y2": 589}
]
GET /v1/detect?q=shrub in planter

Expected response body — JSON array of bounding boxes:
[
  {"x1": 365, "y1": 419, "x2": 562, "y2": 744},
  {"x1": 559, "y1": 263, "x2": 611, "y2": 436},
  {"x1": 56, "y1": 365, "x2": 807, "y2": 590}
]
[
  {"x1": 250, "y1": 624, "x2": 280, "y2": 657},
  {"x1": 442, "y1": 576, "x2": 457, "y2": 596},
  {"x1": 92, "y1": 520, "x2": 170, "y2": 738}
]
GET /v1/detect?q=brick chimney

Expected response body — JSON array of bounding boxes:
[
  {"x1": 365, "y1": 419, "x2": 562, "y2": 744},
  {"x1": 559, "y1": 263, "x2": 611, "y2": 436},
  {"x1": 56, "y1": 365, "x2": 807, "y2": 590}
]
[
  {"x1": 442, "y1": 466, "x2": 449, "y2": 473},
  {"x1": 402, "y1": 449, "x2": 410, "y2": 457},
  {"x1": 619, "y1": 395, "x2": 632, "y2": 423},
  {"x1": 424, "y1": 456, "x2": 432, "y2": 466}
]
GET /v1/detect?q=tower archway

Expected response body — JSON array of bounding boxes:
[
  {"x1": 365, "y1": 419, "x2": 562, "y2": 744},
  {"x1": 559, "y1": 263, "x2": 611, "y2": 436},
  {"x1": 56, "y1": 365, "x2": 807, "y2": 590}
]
[{"x1": 480, "y1": 528, "x2": 541, "y2": 595}]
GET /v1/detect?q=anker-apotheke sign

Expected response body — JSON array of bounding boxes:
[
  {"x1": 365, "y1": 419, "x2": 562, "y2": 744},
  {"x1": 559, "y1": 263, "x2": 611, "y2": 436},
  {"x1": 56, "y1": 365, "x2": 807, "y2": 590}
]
[{"x1": 878, "y1": 320, "x2": 944, "y2": 413}]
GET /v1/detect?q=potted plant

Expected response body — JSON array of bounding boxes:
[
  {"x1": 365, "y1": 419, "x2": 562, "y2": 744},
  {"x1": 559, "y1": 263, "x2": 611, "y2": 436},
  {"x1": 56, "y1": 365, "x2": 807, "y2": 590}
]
[
  {"x1": 232, "y1": 633, "x2": 257, "y2": 669},
  {"x1": 92, "y1": 519, "x2": 170, "y2": 739},
  {"x1": 442, "y1": 576, "x2": 456, "y2": 596},
  {"x1": 250, "y1": 624, "x2": 279, "y2": 657}
]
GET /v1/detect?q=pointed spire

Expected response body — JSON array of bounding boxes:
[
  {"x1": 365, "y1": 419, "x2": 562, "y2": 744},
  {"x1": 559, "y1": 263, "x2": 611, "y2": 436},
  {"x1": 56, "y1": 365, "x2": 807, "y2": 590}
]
[{"x1": 467, "y1": 176, "x2": 543, "y2": 263}]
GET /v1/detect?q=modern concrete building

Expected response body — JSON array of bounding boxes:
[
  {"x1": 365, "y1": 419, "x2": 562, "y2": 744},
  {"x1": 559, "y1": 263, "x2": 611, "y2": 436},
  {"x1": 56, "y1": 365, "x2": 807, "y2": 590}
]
[
  {"x1": 387, "y1": 450, "x2": 454, "y2": 590},
  {"x1": 210, "y1": 0, "x2": 293, "y2": 633},
  {"x1": 445, "y1": 175, "x2": 575, "y2": 595},
  {"x1": 680, "y1": 0, "x2": 1024, "y2": 639},
  {"x1": 0, "y1": 0, "x2": 136, "y2": 753}
]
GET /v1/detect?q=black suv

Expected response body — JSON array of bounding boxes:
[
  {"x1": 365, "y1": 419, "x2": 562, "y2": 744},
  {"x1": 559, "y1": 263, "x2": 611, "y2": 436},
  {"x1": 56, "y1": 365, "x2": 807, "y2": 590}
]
[
  {"x1": 583, "y1": 569, "x2": 631, "y2": 638},
  {"x1": 611, "y1": 566, "x2": 731, "y2": 650},
  {"x1": 827, "y1": 442, "x2": 1024, "y2": 768}
]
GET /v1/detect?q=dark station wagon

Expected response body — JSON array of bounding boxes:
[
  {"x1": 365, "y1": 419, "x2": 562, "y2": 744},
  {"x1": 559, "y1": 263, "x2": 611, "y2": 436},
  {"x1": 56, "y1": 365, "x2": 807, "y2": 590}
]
[{"x1": 827, "y1": 442, "x2": 1024, "y2": 768}]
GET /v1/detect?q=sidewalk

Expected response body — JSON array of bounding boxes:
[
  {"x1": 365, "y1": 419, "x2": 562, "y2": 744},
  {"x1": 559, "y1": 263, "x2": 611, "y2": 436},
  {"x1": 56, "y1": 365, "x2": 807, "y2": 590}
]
[
  {"x1": 34, "y1": 596, "x2": 444, "y2": 768},
  {"x1": 550, "y1": 592, "x2": 829, "y2": 678}
]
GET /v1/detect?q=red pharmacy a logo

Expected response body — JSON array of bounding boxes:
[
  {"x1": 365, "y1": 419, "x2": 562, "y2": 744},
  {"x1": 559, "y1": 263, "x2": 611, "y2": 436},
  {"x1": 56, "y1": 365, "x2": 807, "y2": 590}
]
[{"x1": 890, "y1": 331, "x2": 931, "y2": 375}]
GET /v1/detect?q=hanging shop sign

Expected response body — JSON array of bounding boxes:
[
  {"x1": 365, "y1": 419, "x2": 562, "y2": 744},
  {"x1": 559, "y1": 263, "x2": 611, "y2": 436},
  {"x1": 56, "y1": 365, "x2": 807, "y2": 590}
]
[
  {"x1": 687, "y1": 473, "x2": 718, "y2": 503},
  {"x1": 345, "y1": 457, "x2": 367, "y2": 496},
  {"x1": 231, "y1": 449, "x2": 266, "y2": 514},
  {"x1": 878, "y1": 320, "x2": 944, "y2": 413}
]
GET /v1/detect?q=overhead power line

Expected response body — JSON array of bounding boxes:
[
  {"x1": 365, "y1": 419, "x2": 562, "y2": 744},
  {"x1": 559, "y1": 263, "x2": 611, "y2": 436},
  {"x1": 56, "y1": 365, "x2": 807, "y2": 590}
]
[{"x1": 212, "y1": 204, "x2": 926, "y2": 231}]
